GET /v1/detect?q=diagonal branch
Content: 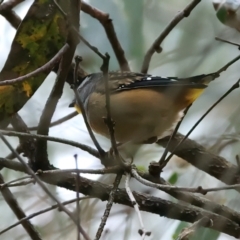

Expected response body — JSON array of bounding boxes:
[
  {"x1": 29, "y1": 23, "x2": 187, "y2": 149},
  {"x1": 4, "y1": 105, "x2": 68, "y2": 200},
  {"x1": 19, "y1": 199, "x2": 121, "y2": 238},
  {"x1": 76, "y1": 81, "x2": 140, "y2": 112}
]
[
  {"x1": 141, "y1": 0, "x2": 201, "y2": 73},
  {"x1": 157, "y1": 133, "x2": 240, "y2": 185},
  {"x1": 0, "y1": 129, "x2": 100, "y2": 158},
  {"x1": 0, "y1": 0, "x2": 23, "y2": 28},
  {"x1": 81, "y1": 1, "x2": 130, "y2": 71},
  {"x1": 0, "y1": 173, "x2": 42, "y2": 240}
]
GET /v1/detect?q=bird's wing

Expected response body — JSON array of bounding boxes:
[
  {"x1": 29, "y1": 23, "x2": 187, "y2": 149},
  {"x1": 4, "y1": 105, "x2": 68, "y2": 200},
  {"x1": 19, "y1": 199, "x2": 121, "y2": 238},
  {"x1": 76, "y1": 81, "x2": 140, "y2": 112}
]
[{"x1": 112, "y1": 72, "x2": 218, "y2": 92}]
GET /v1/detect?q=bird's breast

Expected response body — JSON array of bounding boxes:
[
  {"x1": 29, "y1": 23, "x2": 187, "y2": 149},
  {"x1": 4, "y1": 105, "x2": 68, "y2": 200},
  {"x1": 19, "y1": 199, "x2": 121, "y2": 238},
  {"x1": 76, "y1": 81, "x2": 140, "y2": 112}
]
[{"x1": 87, "y1": 89, "x2": 188, "y2": 143}]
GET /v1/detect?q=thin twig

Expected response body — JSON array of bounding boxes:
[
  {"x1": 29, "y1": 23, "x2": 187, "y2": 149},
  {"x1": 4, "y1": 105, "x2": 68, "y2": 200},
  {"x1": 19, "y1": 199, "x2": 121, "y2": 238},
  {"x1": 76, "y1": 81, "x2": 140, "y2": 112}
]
[
  {"x1": 41, "y1": 166, "x2": 121, "y2": 175},
  {"x1": 25, "y1": 111, "x2": 78, "y2": 131},
  {"x1": 159, "y1": 105, "x2": 191, "y2": 167},
  {"x1": 132, "y1": 166, "x2": 203, "y2": 193},
  {"x1": 0, "y1": 173, "x2": 42, "y2": 240},
  {"x1": 73, "y1": 56, "x2": 105, "y2": 158},
  {"x1": 94, "y1": 173, "x2": 123, "y2": 240},
  {"x1": 215, "y1": 37, "x2": 240, "y2": 48},
  {"x1": 157, "y1": 132, "x2": 240, "y2": 186},
  {"x1": 176, "y1": 217, "x2": 212, "y2": 240},
  {"x1": 125, "y1": 173, "x2": 150, "y2": 239},
  {"x1": 163, "y1": 79, "x2": 240, "y2": 164},
  {"x1": 216, "y1": 55, "x2": 240, "y2": 75},
  {"x1": 0, "y1": 176, "x2": 32, "y2": 189},
  {"x1": 132, "y1": 166, "x2": 240, "y2": 194},
  {"x1": 74, "y1": 154, "x2": 81, "y2": 240},
  {"x1": 0, "y1": 196, "x2": 92, "y2": 236},
  {"x1": 0, "y1": 44, "x2": 69, "y2": 86},
  {"x1": 53, "y1": 0, "x2": 67, "y2": 17},
  {"x1": 0, "y1": 133, "x2": 91, "y2": 240},
  {"x1": 101, "y1": 54, "x2": 119, "y2": 157},
  {"x1": 3, "y1": 179, "x2": 35, "y2": 188},
  {"x1": 141, "y1": 0, "x2": 201, "y2": 73},
  {"x1": 141, "y1": 172, "x2": 240, "y2": 225},
  {"x1": 81, "y1": 1, "x2": 130, "y2": 71},
  {"x1": 0, "y1": 129, "x2": 100, "y2": 158},
  {"x1": 78, "y1": 34, "x2": 106, "y2": 59}
]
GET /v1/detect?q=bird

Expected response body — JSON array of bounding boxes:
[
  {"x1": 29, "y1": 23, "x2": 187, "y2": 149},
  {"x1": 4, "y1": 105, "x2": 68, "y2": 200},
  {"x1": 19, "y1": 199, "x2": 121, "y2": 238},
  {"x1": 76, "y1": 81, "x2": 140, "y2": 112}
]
[{"x1": 69, "y1": 71, "x2": 218, "y2": 145}]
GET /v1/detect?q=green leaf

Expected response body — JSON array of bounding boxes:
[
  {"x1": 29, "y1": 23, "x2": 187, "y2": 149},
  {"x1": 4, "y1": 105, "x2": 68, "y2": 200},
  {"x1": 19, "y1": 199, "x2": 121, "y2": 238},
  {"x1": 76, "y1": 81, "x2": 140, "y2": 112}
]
[
  {"x1": 172, "y1": 222, "x2": 189, "y2": 239},
  {"x1": 189, "y1": 228, "x2": 220, "y2": 240},
  {"x1": 172, "y1": 221, "x2": 220, "y2": 240},
  {"x1": 168, "y1": 172, "x2": 179, "y2": 185},
  {"x1": 216, "y1": 7, "x2": 228, "y2": 23},
  {"x1": 0, "y1": 0, "x2": 69, "y2": 127}
]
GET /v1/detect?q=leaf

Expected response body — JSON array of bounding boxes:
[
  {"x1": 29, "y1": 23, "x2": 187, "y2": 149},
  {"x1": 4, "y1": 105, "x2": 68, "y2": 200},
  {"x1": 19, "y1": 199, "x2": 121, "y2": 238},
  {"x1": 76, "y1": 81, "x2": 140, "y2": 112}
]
[
  {"x1": 189, "y1": 228, "x2": 220, "y2": 240},
  {"x1": 173, "y1": 221, "x2": 220, "y2": 240},
  {"x1": 213, "y1": 0, "x2": 240, "y2": 31},
  {"x1": 216, "y1": 6, "x2": 228, "y2": 23},
  {"x1": 0, "y1": 0, "x2": 69, "y2": 127},
  {"x1": 168, "y1": 172, "x2": 179, "y2": 185}
]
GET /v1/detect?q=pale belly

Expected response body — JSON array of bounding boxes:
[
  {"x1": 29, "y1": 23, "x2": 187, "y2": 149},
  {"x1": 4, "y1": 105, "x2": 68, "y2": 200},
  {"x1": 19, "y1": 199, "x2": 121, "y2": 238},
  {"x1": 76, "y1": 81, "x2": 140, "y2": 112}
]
[{"x1": 87, "y1": 89, "x2": 183, "y2": 143}]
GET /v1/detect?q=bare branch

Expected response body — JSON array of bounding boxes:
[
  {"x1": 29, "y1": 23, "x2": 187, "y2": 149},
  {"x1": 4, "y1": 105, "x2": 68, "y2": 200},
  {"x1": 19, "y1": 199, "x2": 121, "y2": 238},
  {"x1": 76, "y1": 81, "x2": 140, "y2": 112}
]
[
  {"x1": 0, "y1": 130, "x2": 100, "y2": 159},
  {"x1": 163, "y1": 79, "x2": 240, "y2": 166},
  {"x1": 0, "y1": 196, "x2": 92, "y2": 236},
  {"x1": 26, "y1": 111, "x2": 78, "y2": 131},
  {"x1": 72, "y1": 57, "x2": 106, "y2": 159},
  {"x1": 157, "y1": 133, "x2": 240, "y2": 186},
  {"x1": 0, "y1": 0, "x2": 23, "y2": 28},
  {"x1": 81, "y1": 1, "x2": 130, "y2": 71},
  {"x1": 0, "y1": 173, "x2": 42, "y2": 240},
  {"x1": 141, "y1": 0, "x2": 201, "y2": 73},
  {"x1": 125, "y1": 173, "x2": 150, "y2": 239},
  {"x1": 0, "y1": 44, "x2": 69, "y2": 86},
  {"x1": 0, "y1": 133, "x2": 90, "y2": 240},
  {"x1": 1, "y1": 159, "x2": 240, "y2": 238},
  {"x1": 94, "y1": 173, "x2": 122, "y2": 240},
  {"x1": 176, "y1": 217, "x2": 212, "y2": 240}
]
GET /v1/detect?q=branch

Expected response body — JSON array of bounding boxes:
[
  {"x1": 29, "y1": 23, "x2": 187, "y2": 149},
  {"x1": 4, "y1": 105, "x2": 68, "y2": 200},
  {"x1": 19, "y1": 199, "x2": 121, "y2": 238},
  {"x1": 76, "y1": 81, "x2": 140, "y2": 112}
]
[
  {"x1": 0, "y1": 133, "x2": 90, "y2": 240},
  {"x1": 72, "y1": 57, "x2": 106, "y2": 159},
  {"x1": 0, "y1": 196, "x2": 92, "y2": 236},
  {"x1": 94, "y1": 173, "x2": 122, "y2": 240},
  {"x1": 176, "y1": 217, "x2": 212, "y2": 240},
  {"x1": 141, "y1": 0, "x2": 201, "y2": 73},
  {"x1": 0, "y1": 44, "x2": 69, "y2": 86},
  {"x1": 162, "y1": 79, "x2": 240, "y2": 166},
  {"x1": 40, "y1": 173, "x2": 240, "y2": 238},
  {"x1": 0, "y1": 0, "x2": 23, "y2": 28},
  {"x1": 2, "y1": 159, "x2": 240, "y2": 238},
  {"x1": 157, "y1": 133, "x2": 240, "y2": 185},
  {"x1": 125, "y1": 173, "x2": 150, "y2": 239},
  {"x1": 141, "y1": 172, "x2": 240, "y2": 225},
  {"x1": 26, "y1": 111, "x2": 78, "y2": 131},
  {"x1": 2, "y1": 156, "x2": 240, "y2": 229},
  {"x1": 10, "y1": 114, "x2": 36, "y2": 167},
  {"x1": 81, "y1": 1, "x2": 130, "y2": 71},
  {"x1": 0, "y1": 130, "x2": 100, "y2": 159},
  {"x1": 0, "y1": 173, "x2": 42, "y2": 240}
]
